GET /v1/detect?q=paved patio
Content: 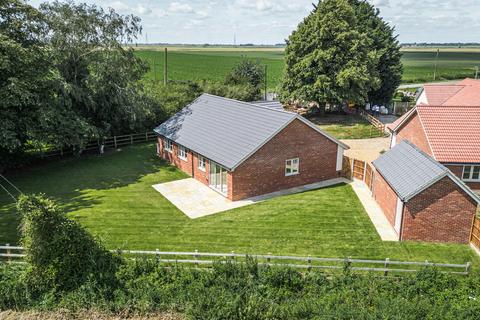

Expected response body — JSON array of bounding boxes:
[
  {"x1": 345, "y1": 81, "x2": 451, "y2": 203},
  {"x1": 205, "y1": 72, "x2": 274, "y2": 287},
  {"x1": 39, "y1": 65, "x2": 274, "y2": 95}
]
[
  {"x1": 349, "y1": 179, "x2": 398, "y2": 241},
  {"x1": 152, "y1": 178, "x2": 349, "y2": 219}
]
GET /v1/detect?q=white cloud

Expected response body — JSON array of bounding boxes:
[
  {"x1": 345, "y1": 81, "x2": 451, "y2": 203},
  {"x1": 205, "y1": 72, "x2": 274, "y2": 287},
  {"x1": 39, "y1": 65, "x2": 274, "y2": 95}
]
[{"x1": 168, "y1": 2, "x2": 194, "y2": 13}]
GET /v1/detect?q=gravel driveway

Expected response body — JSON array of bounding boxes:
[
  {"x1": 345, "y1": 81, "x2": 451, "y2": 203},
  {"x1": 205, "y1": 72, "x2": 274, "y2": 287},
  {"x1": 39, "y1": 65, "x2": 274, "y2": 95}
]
[{"x1": 341, "y1": 137, "x2": 391, "y2": 163}]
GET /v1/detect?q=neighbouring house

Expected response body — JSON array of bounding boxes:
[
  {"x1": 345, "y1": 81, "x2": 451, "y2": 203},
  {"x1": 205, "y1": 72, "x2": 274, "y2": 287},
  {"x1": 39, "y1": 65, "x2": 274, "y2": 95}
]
[
  {"x1": 372, "y1": 140, "x2": 480, "y2": 243},
  {"x1": 154, "y1": 94, "x2": 349, "y2": 201},
  {"x1": 387, "y1": 79, "x2": 480, "y2": 191}
]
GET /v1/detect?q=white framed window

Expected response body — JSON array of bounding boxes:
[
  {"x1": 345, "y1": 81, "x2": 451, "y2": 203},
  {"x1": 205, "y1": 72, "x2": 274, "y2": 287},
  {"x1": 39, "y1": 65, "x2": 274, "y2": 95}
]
[
  {"x1": 164, "y1": 139, "x2": 173, "y2": 153},
  {"x1": 463, "y1": 165, "x2": 480, "y2": 181},
  {"x1": 285, "y1": 158, "x2": 300, "y2": 176},
  {"x1": 178, "y1": 145, "x2": 187, "y2": 161},
  {"x1": 198, "y1": 156, "x2": 206, "y2": 171}
]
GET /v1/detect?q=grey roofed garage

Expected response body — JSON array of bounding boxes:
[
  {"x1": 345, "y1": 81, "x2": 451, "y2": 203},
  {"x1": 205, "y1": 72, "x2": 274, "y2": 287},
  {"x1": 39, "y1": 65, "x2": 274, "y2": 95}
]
[
  {"x1": 372, "y1": 140, "x2": 480, "y2": 202},
  {"x1": 154, "y1": 93, "x2": 348, "y2": 170}
]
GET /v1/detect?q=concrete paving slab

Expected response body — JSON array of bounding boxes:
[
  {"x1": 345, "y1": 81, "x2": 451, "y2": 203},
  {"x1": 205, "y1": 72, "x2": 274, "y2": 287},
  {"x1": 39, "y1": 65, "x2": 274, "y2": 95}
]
[
  {"x1": 349, "y1": 179, "x2": 399, "y2": 241},
  {"x1": 152, "y1": 178, "x2": 349, "y2": 219}
]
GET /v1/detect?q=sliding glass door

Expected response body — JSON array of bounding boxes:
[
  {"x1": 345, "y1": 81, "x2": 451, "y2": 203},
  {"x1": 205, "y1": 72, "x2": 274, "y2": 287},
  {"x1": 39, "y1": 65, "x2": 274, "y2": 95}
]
[{"x1": 209, "y1": 162, "x2": 228, "y2": 195}]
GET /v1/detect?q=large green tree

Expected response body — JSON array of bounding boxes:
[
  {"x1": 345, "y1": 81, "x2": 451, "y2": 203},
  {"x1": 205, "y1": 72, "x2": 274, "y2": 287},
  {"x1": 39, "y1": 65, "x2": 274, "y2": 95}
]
[
  {"x1": 349, "y1": 0, "x2": 402, "y2": 104},
  {"x1": 280, "y1": 0, "x2": 400, "y2": 110},
  {"x1": 39, "y1": 1, "x2": 148, "y2": 137},
  {"x1": 0, "y1": 0, "x2": 63, "y2": 168}
]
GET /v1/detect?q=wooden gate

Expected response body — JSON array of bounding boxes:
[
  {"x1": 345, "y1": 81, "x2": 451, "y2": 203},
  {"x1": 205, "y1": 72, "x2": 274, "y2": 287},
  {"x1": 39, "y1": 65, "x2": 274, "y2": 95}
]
[
  {"x1": 470, "y1": 216, "x2": 480, "y2": 251},
  {"x1": 353, "y1": 159, "x2": 366, "y2": 180}
]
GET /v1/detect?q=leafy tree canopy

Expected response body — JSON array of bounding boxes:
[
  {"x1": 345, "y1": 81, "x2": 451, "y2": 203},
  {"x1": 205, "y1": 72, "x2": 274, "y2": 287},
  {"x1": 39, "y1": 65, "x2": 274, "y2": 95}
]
[{"x1": 280, "y1": 0, "x2": 402, "y2": 108}]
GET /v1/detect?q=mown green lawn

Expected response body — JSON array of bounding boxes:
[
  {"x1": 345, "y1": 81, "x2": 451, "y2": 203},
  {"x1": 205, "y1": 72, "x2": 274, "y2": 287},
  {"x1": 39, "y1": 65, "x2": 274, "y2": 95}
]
[
  {"x1": 0, "y1": 143, "x2": 477, "y2": 265},
  {"x1": 310, "y1": 114, "x2": 384, "y2": 139}
]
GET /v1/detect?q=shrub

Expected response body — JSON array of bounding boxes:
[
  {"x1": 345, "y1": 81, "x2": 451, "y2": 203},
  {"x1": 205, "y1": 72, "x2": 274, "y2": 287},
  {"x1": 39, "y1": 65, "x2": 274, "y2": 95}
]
[{"x1": 17, "y1": 194, "x2": 121, "y2": 295}]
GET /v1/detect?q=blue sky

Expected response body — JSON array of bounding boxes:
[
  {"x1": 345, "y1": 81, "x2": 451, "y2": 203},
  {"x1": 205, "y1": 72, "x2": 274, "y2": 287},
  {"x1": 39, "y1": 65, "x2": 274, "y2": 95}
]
[{"x1": 29, "y1": 0, "x2": 480, "y2": 44}]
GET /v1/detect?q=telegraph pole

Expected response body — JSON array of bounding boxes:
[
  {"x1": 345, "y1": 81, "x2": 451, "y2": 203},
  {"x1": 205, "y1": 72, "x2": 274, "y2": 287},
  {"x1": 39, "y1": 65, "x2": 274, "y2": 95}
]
[
  {"x1": 264, "y1": 65, "x2": 268, "y2": 101},
  {"x1": 433, "y1": 48, "x2": 440, "y2": 81},
  {"x1": 475, "y1": 66, "x2": 479, "y2": 79},
  {"x1": 164, "y1": 48, "x2": 168, "y2": 85}
]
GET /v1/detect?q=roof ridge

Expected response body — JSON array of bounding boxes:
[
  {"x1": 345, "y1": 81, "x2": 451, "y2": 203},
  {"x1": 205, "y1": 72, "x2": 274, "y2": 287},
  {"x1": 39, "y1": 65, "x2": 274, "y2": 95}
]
[
  {"x1": 401, "y1": 140, "x2": 447, "y2": 172},
  {"x1": 201, "y1": 93, "x2": 296, "y2": 116}
]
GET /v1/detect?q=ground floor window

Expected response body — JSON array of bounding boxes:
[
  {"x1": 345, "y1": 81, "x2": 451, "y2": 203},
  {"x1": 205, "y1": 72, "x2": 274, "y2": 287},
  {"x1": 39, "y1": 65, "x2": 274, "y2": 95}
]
[
  {"x1": 178, "y1": 145, "x2": 187, "y2": 160},
  {"x1": 285, "y1": 158, "x2": 300, "y2": 176},
  {"x1": 164, "y1": 139, "x2": 173, "y2": 153},
  {"x1": 198, "y1": 156, "x2": 206, "y2": 171},
  {"x1": 463, "y1": 165, "x2": 480, "y2": 181}
]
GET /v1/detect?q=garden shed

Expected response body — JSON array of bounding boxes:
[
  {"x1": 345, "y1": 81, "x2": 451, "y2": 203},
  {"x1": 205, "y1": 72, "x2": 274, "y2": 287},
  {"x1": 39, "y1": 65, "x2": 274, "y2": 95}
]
[{"x1": 372, "y1": 140, "x2": 480, "y2": 243}]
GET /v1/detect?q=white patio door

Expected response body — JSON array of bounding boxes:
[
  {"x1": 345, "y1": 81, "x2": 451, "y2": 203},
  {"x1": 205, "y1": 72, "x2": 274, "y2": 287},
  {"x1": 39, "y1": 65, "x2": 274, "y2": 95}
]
[{"x1": 209, "y1": 162, "x2": 228, "y2": 195}]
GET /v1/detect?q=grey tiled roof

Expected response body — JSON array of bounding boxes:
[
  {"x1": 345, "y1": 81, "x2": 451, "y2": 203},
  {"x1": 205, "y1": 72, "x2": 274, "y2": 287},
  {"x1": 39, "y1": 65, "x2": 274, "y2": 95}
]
[
  {"x1": 250, "y1": 101, "x2": 285, "y2": 111},
  {"x1": 373, "y1": 140, "x2": 449, "y2": 201},
  {"x1": 154, "y1": 94, "x2": 347, "y2": 170}
]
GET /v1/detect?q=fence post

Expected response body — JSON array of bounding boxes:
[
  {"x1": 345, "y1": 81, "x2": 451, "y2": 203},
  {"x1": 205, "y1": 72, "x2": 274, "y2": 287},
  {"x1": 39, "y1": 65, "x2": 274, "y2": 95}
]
[
  {"x1": 156, "y1": 248, "x2": 160, "y2": 263},
  {"x1": 267, "y1": 253, "x2": 271, "y2": 265},
  {"x1": 195, "y1": 249, "x2": 199, "y2": 267},
  {"x1": 130, "y1": 135, "x2": 133, "y2": 145},
  {"x1": 231, "y1": 251, "x2": 235, "y2": 262},
  {"x1": 6, "y1": 243, "x2": 10, "y2": 263},
  {"x1": 384, "y1": 258, "x2": 390, "y2": 276},
  {"x1": 465, "y1": 262, "x2": 471, "y2": 275},
  {"x1": 145, "y1": 132, "x2": 148, "y2": 141},
  {"x1": 363, "y1": 162, "x2": 367, "y2": 182},
  {"x1": 114, "y1": 136, "x2": 117, "y2": 149},
  {"x1": 307, "y1": 255, "x2": 312, "y2": 271}
]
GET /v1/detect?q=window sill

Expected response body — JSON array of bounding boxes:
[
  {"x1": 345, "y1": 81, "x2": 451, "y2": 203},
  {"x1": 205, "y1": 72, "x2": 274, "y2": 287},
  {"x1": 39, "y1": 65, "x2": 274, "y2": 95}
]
[
  {"x1": 179, "y1": 156, "x2": 188, "y2": 161},
  {"x1": 198, "y1": 167, "x2": 206, "y2": 172},
  {"x1": 285, "y1": 173, "x2": 299, "y2": 177},
  {"x1": 463, "y1": 179, "x2": 480, "y2": 183}
]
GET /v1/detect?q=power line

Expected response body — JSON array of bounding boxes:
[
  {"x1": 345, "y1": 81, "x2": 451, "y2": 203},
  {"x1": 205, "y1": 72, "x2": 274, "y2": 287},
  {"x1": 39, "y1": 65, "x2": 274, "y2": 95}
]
[
  {"x1": 0, "y1": 182, "x2": 16, "y2": 202},
  {"x1": 0, "y1": 174, "x2": 22, "y2": 194}
]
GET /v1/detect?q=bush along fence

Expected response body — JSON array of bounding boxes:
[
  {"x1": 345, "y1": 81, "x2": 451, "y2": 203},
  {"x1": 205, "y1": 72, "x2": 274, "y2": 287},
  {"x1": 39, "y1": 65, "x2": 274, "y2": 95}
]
[
  {"x1": 33, "y1": 131, "x2": 158, "y2": 159},
  {"x1": 0, "y1": 245, "x2": 471, "y2": 276}
]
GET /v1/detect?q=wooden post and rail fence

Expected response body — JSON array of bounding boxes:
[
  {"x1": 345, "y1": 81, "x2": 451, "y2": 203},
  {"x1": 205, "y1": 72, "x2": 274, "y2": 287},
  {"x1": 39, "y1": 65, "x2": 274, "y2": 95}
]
[
  {"x1": 0, "y1": 245, "x2": 472, "y2": 276},
  {"x1": 35, "y1": 131, "x2": 158, "y2": 159}
]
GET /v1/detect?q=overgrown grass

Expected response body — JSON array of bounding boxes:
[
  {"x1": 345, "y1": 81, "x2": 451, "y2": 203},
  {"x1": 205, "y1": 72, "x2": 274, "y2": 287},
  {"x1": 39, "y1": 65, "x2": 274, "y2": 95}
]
[
  {"x1": 133, "y1": 48, "x2": 480, "y2": 88},
  {"x1": 0, "y1": 143, "x2": 477, "y2": 266}
]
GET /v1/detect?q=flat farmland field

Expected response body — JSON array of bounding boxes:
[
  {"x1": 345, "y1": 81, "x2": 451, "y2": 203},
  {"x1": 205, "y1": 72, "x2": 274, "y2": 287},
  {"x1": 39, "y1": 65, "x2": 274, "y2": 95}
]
[{"x1": 133, "y1": 46, "x2": 480, "y2": 88}]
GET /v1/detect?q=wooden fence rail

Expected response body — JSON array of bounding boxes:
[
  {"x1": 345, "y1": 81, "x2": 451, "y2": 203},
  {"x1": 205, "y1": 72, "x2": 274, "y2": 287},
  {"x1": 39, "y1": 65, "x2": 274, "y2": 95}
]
[
  {"x1": 35, "y1": 132, "x2": 157, "y2": 159},
  {"x1": 0, "y1": 246, "x2": 471, "y2": 276}
]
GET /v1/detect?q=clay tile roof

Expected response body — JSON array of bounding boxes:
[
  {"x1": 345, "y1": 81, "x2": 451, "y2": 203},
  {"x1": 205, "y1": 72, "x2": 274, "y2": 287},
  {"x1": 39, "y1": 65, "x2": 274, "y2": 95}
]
[
  {"x1": 422, "y1": 85, "x2": 464, "y2": 105},
  {"x1": 416, "y1": 105, "x2": 480, "y2": 163},
  {"x1": 443, "y1": 85, "x2": 480, "y2": 106}
]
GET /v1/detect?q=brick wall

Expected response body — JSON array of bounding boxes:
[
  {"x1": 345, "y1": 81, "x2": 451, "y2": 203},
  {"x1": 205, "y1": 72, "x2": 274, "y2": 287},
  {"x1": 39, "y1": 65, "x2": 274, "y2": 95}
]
[
  {"x1": 445, "y1": 165, "x2": 480, "y2": 191},
  {"x1": 402, "y1": 176, "x2": 477, "y2": 243},
  {"x1": 157, "y1": 137, "x2": 193, "y2": 176},
  {"x1": 372, "y1": 171, "x2": 398, "y2": 227},
  {"x1": 230, "y1": 119, "x2": 340, "y2": 201},
  {"x1": 396, "y1": 112, "x2": 433, "y2": 156}
]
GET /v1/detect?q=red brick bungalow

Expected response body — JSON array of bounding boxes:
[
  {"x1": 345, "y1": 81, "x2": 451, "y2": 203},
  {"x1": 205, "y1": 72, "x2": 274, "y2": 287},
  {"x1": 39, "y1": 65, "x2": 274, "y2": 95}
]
[
  {"x1": 154, "y1": 94, "x2": 349, "y2": 201},
  {"x1": 388, "y1": 79, "x2": 480, "y2": 192},
  {"x1": 372, "y1": 140, "x2": 480, "y2": 243}
]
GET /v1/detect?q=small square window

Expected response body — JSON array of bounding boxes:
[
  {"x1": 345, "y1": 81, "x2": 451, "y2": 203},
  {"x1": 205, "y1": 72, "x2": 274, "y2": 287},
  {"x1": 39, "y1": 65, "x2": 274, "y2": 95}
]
[
  {"x1": 164, "y1": 139, "x2": 173, "y2": 153},
  {"x1": 285, "y1": 158, "x2": 299, "y2": 176},
  {"x1": 198, "y1": 156, "x2": 206, "y2": 171},
  {"x1": 178, "y1": 146, "x2": 187, "y2": 160},
  {"x1": 472, "y1": 166, "x2": 480, "y2": 180}
]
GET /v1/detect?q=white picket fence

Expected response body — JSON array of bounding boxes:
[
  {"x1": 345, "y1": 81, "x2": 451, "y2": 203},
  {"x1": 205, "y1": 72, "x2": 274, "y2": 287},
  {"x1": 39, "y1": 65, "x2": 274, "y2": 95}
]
[{"x1": 0, "y1": 245, "x2": 471, "y2": 276}]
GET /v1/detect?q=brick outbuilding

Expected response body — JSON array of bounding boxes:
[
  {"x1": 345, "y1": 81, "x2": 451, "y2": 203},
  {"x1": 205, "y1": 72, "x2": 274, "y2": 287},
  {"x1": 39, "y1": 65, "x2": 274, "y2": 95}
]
[
  {"x1": 372, "y1": 140, "x2": 480, "y2": 243},
  {"x1": 154, "y1": 94, "x2": 349, "y2": 201}
]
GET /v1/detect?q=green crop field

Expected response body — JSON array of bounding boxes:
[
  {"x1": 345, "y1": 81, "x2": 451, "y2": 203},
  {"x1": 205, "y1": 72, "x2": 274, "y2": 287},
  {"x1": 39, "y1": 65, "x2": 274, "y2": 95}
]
[{"x1": 133, "y1": 46, "x2": 480, "y2": 88}]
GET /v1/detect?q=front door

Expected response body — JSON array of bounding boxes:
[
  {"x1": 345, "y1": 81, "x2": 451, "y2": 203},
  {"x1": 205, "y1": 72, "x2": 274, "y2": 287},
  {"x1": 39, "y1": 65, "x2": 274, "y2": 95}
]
[{"x1": 209, "y1": 162, "x2": 228, "y2": 195}]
